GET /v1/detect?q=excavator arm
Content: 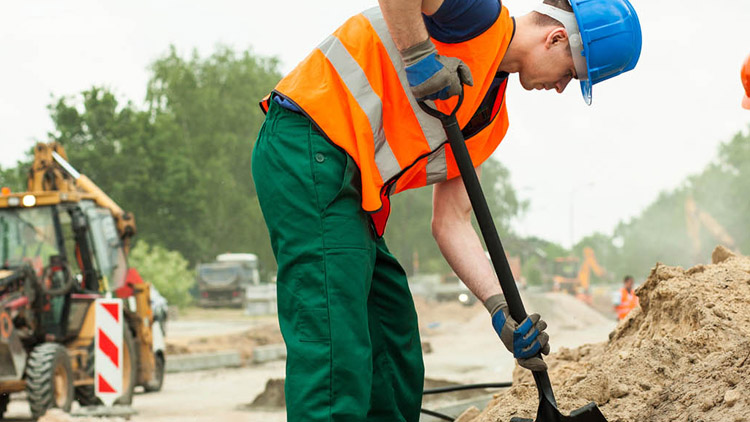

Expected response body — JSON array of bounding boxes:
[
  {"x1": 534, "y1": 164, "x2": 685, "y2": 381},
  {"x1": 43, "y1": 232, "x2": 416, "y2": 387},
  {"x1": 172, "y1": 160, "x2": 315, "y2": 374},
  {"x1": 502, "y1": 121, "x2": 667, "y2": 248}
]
[
  {"x1": 27, "y1": 142, "x2": 136, "y2": 253},
  {"x1": 577, "y1": 247, "x2": 605, "y2": 291}
]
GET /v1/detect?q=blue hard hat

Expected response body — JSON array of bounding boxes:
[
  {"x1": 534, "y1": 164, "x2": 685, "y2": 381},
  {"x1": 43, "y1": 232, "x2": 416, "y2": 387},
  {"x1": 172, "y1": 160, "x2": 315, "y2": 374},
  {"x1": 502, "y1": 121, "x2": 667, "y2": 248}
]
[{"x1": 570, "y1": 0, "x2": 642, "y2": 105}]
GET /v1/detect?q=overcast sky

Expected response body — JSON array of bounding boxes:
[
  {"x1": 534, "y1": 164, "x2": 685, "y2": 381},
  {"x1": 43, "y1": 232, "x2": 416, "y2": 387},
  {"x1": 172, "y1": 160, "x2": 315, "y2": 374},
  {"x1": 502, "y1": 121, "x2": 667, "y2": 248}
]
[{"x1": 1, "y1": 0, "x2": 749, "y2": 248}]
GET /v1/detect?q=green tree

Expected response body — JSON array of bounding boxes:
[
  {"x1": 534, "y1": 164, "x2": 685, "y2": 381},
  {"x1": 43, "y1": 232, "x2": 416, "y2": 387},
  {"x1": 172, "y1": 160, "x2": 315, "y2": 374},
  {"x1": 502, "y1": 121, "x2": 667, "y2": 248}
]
[
  {"x1": 48, "y1": 88, "x2": 206, "y2": 261},
  {"x1": 712, "y1": 128, "x2": 750, "y2": 252},
  {"x1": 44, "y1": 46, "x2": 282, "y2": 272},
  {"x1": 145, "y1": 46, "x2": 281, "y2": 268},
  {"x1": 480, "y1": 157, "x2": 529, "y2": 238},
  {"x1": 521, "y1": 255, "x2": 543, "y2": 286},
  {"x1": 385, "y1": 157, "x2": 527, "y2": 275},
  {"x1": 594, "y1": 126, "x2": 750, "y2": 280},
  {"x1": 0, "y1": 163, "x2": 27, "y2": 192},
  {"x1": 127, "y1": 241, "x2": 194, "y2": 307}
]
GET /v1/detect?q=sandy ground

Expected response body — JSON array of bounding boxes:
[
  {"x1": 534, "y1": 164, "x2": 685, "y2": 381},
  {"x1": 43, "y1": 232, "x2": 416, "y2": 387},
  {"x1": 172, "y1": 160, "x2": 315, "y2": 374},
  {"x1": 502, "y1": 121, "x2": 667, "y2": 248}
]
[
  {"x1": 419, "y1": 291, "x2": 616, "y2": 386},
  {"x1": 464, "y1": 246, "x2": 750, "y2": 422},
  {"x1": 3, "y1": 363, "x2": 287, "y2": 422},
  {"x1": 133, "y1": 363, "x2": 287, "y2": 422},
  {"x1": 2, "y1": 291, "x2": 615, "y2": 421}
]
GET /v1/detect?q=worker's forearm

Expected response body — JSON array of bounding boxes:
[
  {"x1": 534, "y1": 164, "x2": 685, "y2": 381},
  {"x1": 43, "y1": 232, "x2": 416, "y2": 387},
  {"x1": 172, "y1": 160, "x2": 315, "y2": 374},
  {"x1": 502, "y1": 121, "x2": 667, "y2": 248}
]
[
  {"x1": 432, "y1": 215, "x2": 502, "y2": 303},
  {"x1": 378, "y1": 0, "x2": 433, "y2": 50}
]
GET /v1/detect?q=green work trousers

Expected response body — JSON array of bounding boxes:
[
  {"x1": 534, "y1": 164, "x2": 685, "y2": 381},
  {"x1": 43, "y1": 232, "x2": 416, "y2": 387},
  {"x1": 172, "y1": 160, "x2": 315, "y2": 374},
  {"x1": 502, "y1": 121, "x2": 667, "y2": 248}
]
[{"x1": 252, "y1": 100, "x2": 424, "y2": 422}]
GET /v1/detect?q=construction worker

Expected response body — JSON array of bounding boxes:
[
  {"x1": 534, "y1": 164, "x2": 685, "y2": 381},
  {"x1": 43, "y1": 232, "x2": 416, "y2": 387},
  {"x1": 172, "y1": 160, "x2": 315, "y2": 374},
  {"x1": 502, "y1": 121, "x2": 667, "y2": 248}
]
[
  {"x1": 614, "y1": 275, "x2": 639, "y2": 320},
  {"x1": 742, "y1": 54, "x2": 750, "y2": 110},
  {"x1": 252, "y1": 0, "x2": 642, "y2": 420}
]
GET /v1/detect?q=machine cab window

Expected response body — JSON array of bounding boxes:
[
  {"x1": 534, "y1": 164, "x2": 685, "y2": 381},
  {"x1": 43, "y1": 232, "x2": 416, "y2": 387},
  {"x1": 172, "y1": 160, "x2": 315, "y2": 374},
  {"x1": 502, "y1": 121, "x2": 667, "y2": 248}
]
[
  {"x1": 0, "y1": 206, "x2": 60, "y2": 273},
  {"x1": 83, "y1": 204, "x2": 127, "y2": 291}
]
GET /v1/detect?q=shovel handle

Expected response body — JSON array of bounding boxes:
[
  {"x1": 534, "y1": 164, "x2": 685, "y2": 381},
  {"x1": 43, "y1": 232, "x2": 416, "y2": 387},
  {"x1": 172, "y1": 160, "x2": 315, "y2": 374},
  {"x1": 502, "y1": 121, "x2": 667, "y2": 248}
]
[
  {"x1": 419, "y1": 94, "x2": 559, "y2": 408},
  {"x1": 417, "y1": 97, "x2": 527, "y2": 323}
]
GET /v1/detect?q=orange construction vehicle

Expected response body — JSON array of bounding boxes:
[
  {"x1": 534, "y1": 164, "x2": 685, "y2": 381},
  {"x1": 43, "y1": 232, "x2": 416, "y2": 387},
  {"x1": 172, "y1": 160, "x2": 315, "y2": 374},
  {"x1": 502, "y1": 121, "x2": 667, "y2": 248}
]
[
  {"x1": 552, "y1": 247, "x2": 605, "y2": 304},
  {"x1": 0, "y1": 142, "x2": 165, "y2": 419}
]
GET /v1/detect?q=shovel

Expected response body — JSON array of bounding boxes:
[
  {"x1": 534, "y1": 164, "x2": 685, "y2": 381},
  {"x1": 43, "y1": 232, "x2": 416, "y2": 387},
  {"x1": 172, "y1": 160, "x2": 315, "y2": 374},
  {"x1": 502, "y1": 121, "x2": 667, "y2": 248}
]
[{"x1": 419, "y1": 93, "x2": 608, "y2": 422}]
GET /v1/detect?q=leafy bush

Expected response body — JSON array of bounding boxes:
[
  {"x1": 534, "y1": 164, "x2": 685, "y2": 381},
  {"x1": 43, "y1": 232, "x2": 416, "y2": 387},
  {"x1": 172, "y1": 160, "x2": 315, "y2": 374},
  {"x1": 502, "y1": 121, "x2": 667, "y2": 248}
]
[
  {"x1": 128, "y1": 241, "x2": 194, "y2": 308},
  {"x1": 521, "y1": 256, "x2": 543, "y2": 286}
]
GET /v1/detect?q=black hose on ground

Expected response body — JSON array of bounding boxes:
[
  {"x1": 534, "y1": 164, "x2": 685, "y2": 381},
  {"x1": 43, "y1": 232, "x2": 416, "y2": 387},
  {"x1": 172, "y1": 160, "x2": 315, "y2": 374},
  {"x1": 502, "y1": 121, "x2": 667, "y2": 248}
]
[
  {"x1": 420, "y1": 381, "x2": 513, "y2": 421},
  {"x1": 423, "y1": 382, "x2": 512, "y2": 395}
]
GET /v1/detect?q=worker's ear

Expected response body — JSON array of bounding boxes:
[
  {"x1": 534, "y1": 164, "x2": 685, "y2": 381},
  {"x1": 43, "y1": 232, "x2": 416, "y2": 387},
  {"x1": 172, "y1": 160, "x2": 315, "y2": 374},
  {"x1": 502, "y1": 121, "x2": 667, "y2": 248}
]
[{"x1": 545, "y1": 27, "x2": 568, "y2": 50}]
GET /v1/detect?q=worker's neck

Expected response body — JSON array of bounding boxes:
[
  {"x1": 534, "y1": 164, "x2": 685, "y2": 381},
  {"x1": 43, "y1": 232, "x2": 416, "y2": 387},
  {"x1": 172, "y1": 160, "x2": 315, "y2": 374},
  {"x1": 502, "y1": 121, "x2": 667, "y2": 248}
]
[{"x1": 498, "y1": 13, "x2": 538, "y2": 74}]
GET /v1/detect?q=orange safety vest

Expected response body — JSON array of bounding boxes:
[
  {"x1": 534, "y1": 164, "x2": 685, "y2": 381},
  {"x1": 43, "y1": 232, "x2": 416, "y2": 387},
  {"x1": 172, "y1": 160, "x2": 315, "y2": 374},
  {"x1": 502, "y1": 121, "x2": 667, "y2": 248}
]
[
  {"x1": 615, "y1": 287, "x2": 639, "y2": 320},
  {"x1": 260, "y1": 5, "x2": 515, "y2": 236}
]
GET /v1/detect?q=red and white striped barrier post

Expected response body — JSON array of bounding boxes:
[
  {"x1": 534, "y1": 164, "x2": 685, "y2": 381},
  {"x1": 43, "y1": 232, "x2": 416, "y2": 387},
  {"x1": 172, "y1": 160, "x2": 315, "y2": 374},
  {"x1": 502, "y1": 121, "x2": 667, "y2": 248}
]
[{"x1": 94, "y1": 298, "x2": 123, "y2": 407}]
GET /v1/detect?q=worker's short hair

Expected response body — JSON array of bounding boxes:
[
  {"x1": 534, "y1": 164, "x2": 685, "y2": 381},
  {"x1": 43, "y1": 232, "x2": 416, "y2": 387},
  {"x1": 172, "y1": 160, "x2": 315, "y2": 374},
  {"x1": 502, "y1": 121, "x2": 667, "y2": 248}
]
[
  {"x1": 532, "y1": 0, "x2": 574, "y2": 27},
  {"x1": 623, "y1": 275, "x2": 634, "y2": 283}
]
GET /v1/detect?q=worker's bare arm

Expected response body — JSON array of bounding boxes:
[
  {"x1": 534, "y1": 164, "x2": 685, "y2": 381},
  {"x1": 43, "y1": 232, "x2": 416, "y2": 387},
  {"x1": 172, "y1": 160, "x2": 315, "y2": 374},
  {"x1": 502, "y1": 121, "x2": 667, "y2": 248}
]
[
  {"x1": 432, "y1": 166, "x2": 503, "y2": 303},
  {"x1": 378, "y1": 0, "x2": 443, "y2": 50}
]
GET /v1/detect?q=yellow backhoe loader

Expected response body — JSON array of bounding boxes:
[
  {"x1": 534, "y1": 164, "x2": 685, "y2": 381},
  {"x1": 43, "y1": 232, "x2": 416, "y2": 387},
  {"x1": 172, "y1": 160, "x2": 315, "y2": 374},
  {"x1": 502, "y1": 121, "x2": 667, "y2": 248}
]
[{"x1": 0, "y1": 142, "x2": 165, "y2": 419}]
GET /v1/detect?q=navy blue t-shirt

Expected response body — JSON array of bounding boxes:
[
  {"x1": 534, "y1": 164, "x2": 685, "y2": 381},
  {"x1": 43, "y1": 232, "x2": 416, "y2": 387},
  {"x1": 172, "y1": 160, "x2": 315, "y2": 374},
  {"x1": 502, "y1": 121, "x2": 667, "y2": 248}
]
[
  {"x1": 423, "y1": 0, "x2": 501, "y2": 43},
  {"x1": 274, "y1": 0, "x2": 501, "y2": 111}
]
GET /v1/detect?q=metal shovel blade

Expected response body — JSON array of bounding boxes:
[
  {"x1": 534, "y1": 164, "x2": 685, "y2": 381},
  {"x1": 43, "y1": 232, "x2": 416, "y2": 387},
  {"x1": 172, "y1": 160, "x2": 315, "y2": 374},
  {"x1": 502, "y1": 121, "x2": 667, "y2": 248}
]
[{"x1": 509, "y1": 399, "x2": 607, "y2": 422}]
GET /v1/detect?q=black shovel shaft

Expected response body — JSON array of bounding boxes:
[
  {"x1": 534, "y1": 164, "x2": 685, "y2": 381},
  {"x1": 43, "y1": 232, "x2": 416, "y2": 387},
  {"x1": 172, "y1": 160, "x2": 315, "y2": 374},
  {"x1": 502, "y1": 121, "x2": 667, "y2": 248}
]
[
  {"x1": 440, "y1": 116, "x2": 527, "y2": 323},
  {"x1": 420, "y1": 94, "x2": 608, "y2": 422},
  {"x1": 432, "y1": 109, "x2": 557, "y2": 408}
]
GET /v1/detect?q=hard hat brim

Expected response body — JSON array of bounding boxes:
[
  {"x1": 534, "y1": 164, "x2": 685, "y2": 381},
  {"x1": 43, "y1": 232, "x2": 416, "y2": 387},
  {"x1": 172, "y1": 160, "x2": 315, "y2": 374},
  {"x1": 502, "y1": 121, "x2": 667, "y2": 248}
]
[
  {"x1": 581, "y1": 80, "x2": 592, "y2": 106},
  {"x1": 570, "y1": 0, "x2": 592, "y2": 105},
  {"x1": 743, "y1": 95, "x2": 750, "y2": 110},
  {"x1": 570, "y1": 0, "x2": 643, "y2": 106}
]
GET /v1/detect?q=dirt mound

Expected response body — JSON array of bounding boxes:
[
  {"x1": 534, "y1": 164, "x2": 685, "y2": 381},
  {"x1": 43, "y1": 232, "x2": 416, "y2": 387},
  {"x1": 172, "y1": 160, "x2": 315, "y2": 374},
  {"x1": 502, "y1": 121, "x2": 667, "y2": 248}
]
[
  {"x1": 166, "y1": 322, "x2": 283, "y2": 362},
  {"x1": 463, "y1": 246, "x2": 750, "y2": 422},
  {"x1": 244, "y1": 378, "x2": 286, "y2": 410}
]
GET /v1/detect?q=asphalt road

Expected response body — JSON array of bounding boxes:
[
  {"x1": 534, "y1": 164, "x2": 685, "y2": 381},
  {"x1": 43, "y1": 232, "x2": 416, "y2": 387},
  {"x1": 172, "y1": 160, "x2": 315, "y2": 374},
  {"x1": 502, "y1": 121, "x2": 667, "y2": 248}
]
[{"x1": 2, "y1": 292, "x2": 615, "y2": 421}]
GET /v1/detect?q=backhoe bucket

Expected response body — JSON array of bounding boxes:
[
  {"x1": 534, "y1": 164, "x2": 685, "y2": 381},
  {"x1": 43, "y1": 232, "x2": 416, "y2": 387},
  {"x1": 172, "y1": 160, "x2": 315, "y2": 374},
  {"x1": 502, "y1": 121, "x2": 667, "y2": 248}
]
[{"x1": 510, "y1": 399, "x2": 607, "y2": 422}]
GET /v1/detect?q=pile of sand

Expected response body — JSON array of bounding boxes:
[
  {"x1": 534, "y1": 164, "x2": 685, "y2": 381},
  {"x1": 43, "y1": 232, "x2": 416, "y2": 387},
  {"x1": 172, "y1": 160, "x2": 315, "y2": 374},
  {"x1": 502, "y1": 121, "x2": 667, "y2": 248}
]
[
  {"x1": 166, "y1": 323, "x2": 283, "y2": 362},
  {"x1": 462, "y1": 246, "x2": 750, "y2": 422},
  {"x1": 245, "y1": 378, "x2": 286, "y2": 410}
]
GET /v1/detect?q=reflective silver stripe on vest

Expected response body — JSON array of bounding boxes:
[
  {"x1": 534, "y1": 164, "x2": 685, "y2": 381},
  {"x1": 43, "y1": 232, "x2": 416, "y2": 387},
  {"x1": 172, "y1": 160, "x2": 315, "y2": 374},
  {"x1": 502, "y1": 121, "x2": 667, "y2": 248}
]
[
  {"x1": 388, "y1": 181, "x2": 398, "y2": 196},
  {"x1": 318, "y1": 35, "x2": 400, "y2": 183},
  {"x1": 362, "y1": 7, "x2": 447, "y2": 152},
  {"x1": 425, "y1": 145, "x2": 448, "y2": 185}
]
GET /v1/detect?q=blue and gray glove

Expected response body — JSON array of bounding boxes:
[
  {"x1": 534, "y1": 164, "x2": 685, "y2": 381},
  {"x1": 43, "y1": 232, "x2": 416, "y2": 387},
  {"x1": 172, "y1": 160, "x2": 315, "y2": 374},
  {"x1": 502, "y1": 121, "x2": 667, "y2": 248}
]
[
  {"x1": 401, "y1": 38, "x2": 473, "y2": 101},
  {"x1": 485, "y1": 294, "x2": 550, "y2": 371}
]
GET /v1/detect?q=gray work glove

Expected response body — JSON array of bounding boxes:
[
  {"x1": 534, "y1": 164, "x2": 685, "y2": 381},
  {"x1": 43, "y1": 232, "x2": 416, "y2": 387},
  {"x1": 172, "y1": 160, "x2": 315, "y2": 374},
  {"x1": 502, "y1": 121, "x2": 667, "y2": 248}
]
[
  {"x1": 485, "y1": 294, "x2": 551, "y2": 371},
  {"x1": 400, "y1": 38, "x2": 473, "y2": 101}
]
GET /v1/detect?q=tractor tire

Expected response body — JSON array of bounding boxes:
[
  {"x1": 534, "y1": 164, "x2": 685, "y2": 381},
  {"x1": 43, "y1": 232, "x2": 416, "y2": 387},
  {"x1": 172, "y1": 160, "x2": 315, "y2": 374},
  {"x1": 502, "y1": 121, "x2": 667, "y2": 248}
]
[
  {"x1": 25, "y1": 343, "x2": 74, "y2": 420},
  {"x1": 143, "y1": 351, "x2": 165, "y2": 392},
  {"x1": 74, "y1": 325, "x2": 137, "y2": 406},
  {"x1": 117, "y1": 325, "x2": 138, "y2": 405},
  {"x1": 74, "y1": 341, "x2": 98, "y2": 407}
]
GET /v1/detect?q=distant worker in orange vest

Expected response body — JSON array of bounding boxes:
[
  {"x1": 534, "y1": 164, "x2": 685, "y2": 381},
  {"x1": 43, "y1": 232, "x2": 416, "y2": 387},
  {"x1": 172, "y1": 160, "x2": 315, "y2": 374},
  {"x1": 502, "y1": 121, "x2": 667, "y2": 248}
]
[
  {"x1": 614, "y1": 275, "x2": 639, "y2": 320},
  {"x1": 742, "y1": 54, "x2": 750, "y2": 110},
  {"x1": 252, "y1": 0, "x2": 642, "y2": 420}
]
